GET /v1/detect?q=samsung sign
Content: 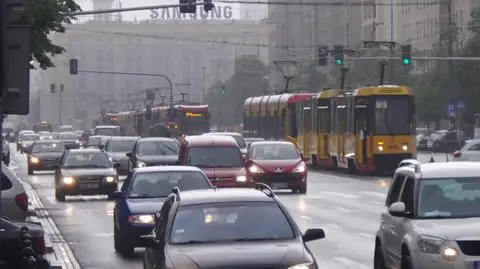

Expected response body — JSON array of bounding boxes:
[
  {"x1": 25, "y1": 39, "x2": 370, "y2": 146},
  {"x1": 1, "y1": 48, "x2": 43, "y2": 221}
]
[{"x1": 150, "y1": 6, "x2": 233, "y2": 20}]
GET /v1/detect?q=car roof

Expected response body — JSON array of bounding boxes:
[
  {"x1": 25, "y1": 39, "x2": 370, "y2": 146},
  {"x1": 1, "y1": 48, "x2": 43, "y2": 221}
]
[
  {"x1": 177, "y1": 188, "x2": 274, "y2": 206},
  {"x1": 204, "y1": 132, "x2": 242, "y2": 137},
  {"x1": 33, "y1": 139, "x2": 63, "y2": 144},
  {"x1": 134, "y1": 165, "x2": 204, "y2": 173},
  {"x1": 249, "y1": 141, "x2": 295, "y2": 146},
  {"x1": 67, "y1": 148, "x2": 105, "y2": 153},
  {"x1": 139, "y1": 137, "x2": 176, "y2": 142},
  {"x1": 397, "y1": 161, "x2": 480, "y2": 179},
  {"x1": 95, "y1": 125, "x2": 118, "y2": 128},
  {"x1": 184, "y1": 135, "x2": 238, "y2": 147},
  {"x1": 109, "y1": 136, "x2": 139, "y2": 141}
]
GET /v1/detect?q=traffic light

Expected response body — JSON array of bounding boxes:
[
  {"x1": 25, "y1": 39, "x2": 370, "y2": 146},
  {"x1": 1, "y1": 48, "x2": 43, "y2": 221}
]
[
  {"x1": 179, "y1": 0, "x2": 196, "y2": 13},
  {"x1": 204, "y1": 0, "x2": 214, "y2": 12},
  {"x1": 69, "y1": 59, "x2": 78, "y2": 75},
  {"x1": 401, "y1": 44, "x2": 411, "y2": 65},
  {"x1": 318, "y1": 45, "x2": 328, "y2": 66},
  {"x1": 333, "y1": 45, "x2": 344, "y2": 65},
  {"x1": 146, "y1": 104, "x2": 152, "y2": 120}
]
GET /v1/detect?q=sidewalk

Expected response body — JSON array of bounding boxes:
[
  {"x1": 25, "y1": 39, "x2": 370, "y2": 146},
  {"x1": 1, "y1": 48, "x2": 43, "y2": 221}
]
[{"x1": 8, "y1": 158, "x2": 81, "y2": 269}]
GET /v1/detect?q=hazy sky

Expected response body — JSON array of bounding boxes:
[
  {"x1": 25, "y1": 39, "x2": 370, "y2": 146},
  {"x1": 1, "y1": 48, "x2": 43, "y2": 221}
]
[{"x1": 76, "y1": 0, "x2": 242, "y2": 21}]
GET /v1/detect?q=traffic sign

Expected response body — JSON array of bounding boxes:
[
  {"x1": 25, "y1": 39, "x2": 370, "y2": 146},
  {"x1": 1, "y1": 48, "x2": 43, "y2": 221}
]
[
  {"x1": 448, "y1": 104, "x2": 456, "y2": 117},
  {"x1": 457, "y1": 100, "x2": 465, "y2": 109}
]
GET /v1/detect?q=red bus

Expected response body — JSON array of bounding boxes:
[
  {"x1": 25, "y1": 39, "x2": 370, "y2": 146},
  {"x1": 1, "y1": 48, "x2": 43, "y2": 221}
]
[{"x1": 32, "y1": 121, "x2": 53, "y2": 133}]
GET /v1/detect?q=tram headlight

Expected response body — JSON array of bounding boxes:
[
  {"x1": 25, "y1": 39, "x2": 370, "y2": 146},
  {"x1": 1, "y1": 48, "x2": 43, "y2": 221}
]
[
  {"x1": 402, "y1": 145, "x2": 408, "y2": 151},
  {"x1": 377, "y1": 145, "x2": 384, "y2": 151}
]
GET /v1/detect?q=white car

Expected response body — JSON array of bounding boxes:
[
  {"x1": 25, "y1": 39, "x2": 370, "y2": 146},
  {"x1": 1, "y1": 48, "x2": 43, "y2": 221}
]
[
  {"x1": 452, "y1": 139, "x2": 480, "y2": 162},
  {"x1": 375, "y1": 161, "x2": 480, "y2": 269},
  {"x1": 1, "y1": 163, "x2": 28, "y2": 221}
]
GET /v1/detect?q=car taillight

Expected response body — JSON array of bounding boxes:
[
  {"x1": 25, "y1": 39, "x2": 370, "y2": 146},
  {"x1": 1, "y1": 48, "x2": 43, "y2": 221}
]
[
  {"x1": 35, "y1": 237, "x2": 46, "y2": 255},
  {"x1": 15, "y1": 192, "x2": 28, "y2": 212},
  {"x1": 453, "y1": 151, "x2": 462, "y2": 158}
]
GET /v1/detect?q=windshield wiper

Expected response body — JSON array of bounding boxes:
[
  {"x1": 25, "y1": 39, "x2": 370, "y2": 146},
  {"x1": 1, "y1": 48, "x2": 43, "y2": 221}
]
[
  {"x1": 177, "y1": 240, "x2": 217, "y2": 245},
  {"x1": 234, "y1": 238, "x2": 282, "y2": 242}
]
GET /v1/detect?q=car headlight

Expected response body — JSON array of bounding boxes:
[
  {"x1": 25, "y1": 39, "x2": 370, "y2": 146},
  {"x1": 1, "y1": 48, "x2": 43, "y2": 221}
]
[
  {"x1": 105, "y1": 176, "x2": 115, "y2": 183},
  {"x1": 236, "y1": 175, "x2": 246, "y2": 182},
  {"x1": 75, "y1": 140, "x2": 80, "y2": 144},
  {"x1": 402, "y1": 144, "x2": 408, "y2": 151},
  {"x1": 108, "y1": 156, "x2": 113, "y2": 162},
  {"x1": 417, "y1": 235, "x2": 444, "y2": 254},
  {"x1": 136, "y1": 161, "x2": 146, "y2": 168},
  {"x1": 248, "y1": 164, "x2": 264, "y2": 174},
  {"x1": 62, "y1": 177, "x2": 75, "y2": 185},
  {"x1": 293, "y1": 162, "x2": 306, "y2": 173},
  {"x1": 288, "y1": 263, "x2": 314, "y2": 269},
  {"x1": 128, "y1": 214, "x2": 155, "y2": 224},
  {"x1": 30, "y1": 157, "x2": 39, "y2": 164}
]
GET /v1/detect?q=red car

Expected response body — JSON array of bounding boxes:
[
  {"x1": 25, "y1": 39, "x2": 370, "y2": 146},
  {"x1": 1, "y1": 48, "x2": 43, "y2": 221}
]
[
  {"x1": 177, "y1": 135, "x2": 249, "y2": 188},
  {"x1": 245, "y1": 141, "x2": 308, "y2": 193}
]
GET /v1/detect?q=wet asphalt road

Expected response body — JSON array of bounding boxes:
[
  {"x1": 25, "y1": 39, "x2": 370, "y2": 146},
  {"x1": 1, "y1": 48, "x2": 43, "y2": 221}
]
[{"x1": 11, "y1": 149, "x2": 449, "y2": 269}]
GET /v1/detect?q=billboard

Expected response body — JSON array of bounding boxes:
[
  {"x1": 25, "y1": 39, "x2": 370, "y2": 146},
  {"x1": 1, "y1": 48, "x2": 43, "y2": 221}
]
[{"x1": 150, "y1": 5, "x2": 233, "y2": 20}]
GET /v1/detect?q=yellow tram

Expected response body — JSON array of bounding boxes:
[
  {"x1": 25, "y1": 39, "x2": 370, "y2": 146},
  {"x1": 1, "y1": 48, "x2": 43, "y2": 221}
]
[{"x1": 298, "y1": 85, "x2": 416, "y2": 173}]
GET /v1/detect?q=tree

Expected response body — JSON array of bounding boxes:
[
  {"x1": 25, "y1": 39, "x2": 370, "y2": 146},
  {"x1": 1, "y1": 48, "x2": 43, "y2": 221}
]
[
  {"x1": 25, "y1": 0, "x2": 81, "y2": 69},
  {"x1": 290, "y1": 60, "x2": 328, "y2": 91}
]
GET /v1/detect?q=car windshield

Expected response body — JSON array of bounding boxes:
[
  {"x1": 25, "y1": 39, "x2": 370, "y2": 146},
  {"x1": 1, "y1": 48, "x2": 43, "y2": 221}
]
[
  {"x1": 170, "y1": 201, "x2": 295, "y2": 244},
  {"x1": 95, "y1": 128, "x2": 117, "y2": 136},
  {"x1": 138, "y1": 140, "x2": 179, "y2": 156},
  {"x1": 58, "y1": 133, "x2": 76, "y2": 139},
  {"x1": 418, "y1": 177, "x2": 480, "y2": 219},
  {"x1": 88, "y1": 137, "x2": 102, "y2": 145},
  {"x1": 250, "y1": 144, "x2": 299, "y2": 160},
  {"x1": 109, "y1": 140, "x2": 137, "y2": 152},
  {"x1": 32, "y1": 142, "x2": 65, "y2": 153},
  {"x1": 187, "y1": 146, "x2": 242, "y2": 167},
  {"x1": 21, "y1": 134, "x2": 39, "y2": 141},
  {"x1": 63, "y1": 152, "x2": 111, "y2": 168},
  {"x1": 128, "y1": 171, "x2": 210, "y2": 198}
]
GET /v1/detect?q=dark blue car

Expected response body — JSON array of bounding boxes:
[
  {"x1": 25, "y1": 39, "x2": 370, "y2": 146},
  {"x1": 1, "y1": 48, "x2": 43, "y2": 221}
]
[{"x1": 112, "y1": 165, "x2": 212, "y2": 257}]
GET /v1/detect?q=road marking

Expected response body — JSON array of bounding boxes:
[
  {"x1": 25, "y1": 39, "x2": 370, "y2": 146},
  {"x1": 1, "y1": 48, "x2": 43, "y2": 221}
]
[
  {"x1": 371, "y1": 201, "x2": 383, "y2": 205},
  {"x1": 106, "y1": 210, "x2": 114, "y2": 216},
  {"x1": 336, "y1": 207, "x2": 351, "y2": 213},
  {"x1": 320, "y1": 191, "x2": 360, "y2": 199},
  {"x1": 45, "y1": 195, "x2": 57, "y2": 205},
  {"x1": 333, "y1": 257, "x2": 370, "y2": 269},
  {"x1": 358, "y1": 233, "x2": 374, "y2": 239},
  {"x1": 93, "y1": 233, "x2": 114, "y2": 237},
  {"x1": 359, "y1": 191, "x2": 387, "y2": 199},
  {"x1": 324, "y1": 223, "x2": 342, "y2": 229},
  {"x1": 300, "y1": 215, "x2": 311, "y2": 220}
]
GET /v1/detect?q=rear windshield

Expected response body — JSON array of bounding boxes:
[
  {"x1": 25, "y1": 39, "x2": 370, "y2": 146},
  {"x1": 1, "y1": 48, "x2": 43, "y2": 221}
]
[
  {"x1": 88, "y1": 137, "x2": 102, "y2": 145},
  {"x1": 138, "y1": 140, "x2": 179, "y2": 156},
  {"x1": 187, "y1": 146, "x2": 242, "y2": 167},
  {"x1": 95, "y1": 128, "x2": 118, "y2": 136}
]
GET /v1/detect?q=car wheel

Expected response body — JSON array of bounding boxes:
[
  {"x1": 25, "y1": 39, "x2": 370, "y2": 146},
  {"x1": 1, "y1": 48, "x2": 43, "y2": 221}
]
[
  {"x1": 298, "y1": 184, "x2": 307, "y2": 194},
  {"x1": 373, "y1": 243, "x2": 387, "y2": 269},
  {"x1": 114, "y1": 223, "x2": 134, "y2": 257},
  {"x1": 55, "y1": 189, "x2": 66, "y2": 202},
  {"x1": 27, "y1": 166, "x2": 34, "y2": 175},
  {"x1": 401, "y1": 250, "x2": 413, "y2": 269},
  {"x1": 107, "y1": 193, "x2": 115, "y2": 201}
]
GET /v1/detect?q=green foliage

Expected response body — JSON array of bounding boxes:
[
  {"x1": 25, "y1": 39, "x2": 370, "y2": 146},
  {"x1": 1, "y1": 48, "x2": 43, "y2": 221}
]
[
  {"x1": 25, "y1": 0, "x2": 81, "y2": 69},
  {"x1": 290, "y1": 61, "x2": 328, "y2": 91},
  {"x1": 206, "y1": 55, "x2": 269, "y2": 126}
]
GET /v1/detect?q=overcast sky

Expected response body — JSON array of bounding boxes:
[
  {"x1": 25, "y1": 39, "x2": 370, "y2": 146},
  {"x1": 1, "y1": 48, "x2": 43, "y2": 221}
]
[{"x1": 76, "y1": 0, "x2": 242, "y2": 22}]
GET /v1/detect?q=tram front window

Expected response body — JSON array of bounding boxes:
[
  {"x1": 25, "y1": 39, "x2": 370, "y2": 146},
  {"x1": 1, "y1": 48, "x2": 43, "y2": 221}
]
[{"x1": 374, "y1": 97, "x2": 412, "y2": 135}]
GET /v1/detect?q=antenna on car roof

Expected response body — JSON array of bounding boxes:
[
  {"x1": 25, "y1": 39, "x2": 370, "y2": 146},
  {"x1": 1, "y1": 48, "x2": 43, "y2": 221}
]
[{"x1": 254, "y1": 183, "x2": 275, "y2": 198}]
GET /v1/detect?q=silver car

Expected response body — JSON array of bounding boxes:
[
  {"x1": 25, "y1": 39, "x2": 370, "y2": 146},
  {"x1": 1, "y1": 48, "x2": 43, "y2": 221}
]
[
  {"x1": 104, "y1": 136, "x2": 139, "y2": 175},
  {"x1": 2, "y1": 139, "x2": 10, "y2": 166},
  {"x1": 374, "y1": 161, "x2": 480, "y2": 269},
  {"x1": 1, "y1": 163, "x2": 28, "y2": 221}
]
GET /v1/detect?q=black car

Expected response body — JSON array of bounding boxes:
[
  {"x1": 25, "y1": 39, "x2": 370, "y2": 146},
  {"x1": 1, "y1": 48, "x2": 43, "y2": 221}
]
[
  {"x1": 141, "y1": 184, "x2": 326, "y2": 269},
  {"x1": 127, "y1": 137, "x2": 179, "y2": 171},
  {"x1": 53, "y1": 148, "x2": 121, "y2": 201},
  {"x1": 18, "y1": 133, "x2": 39, "y2": 153},
  {"x1": 112, "y1": 165, "x2": 213, "y2": 257},
  {"x1": 57, "y1": 132, "x2": 80, "y2": 149},
  {"x1": 27, "y1": 140, "x2": 66, "y2": 175},
  {"x1": 105, "y1": 136, "x2": 139, "y2": 175}
]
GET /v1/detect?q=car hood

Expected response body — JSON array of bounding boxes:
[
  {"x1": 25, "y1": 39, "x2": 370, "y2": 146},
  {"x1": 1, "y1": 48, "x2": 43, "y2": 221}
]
[
  {"x1": 167, "y1": 240, "x2": 307, "y2": 268},
  {"x1": 251, "y1": 159, "x2": 302, "y2": 173},
  {"x1": 126, "y1": 198, "x2": 166, "y2": 215},
  {"x1": 30, "y1": 152, "x2": 63, "y2": 160},
  {"x1": 200, "y1": 167, "x2": 245, "y2": 179},
  {"x1": 22, "y1": 141, "x2": 34, "y2": 146},
  {"x1": 413, "y1": 218, "x2": 480, "y2": 240},
  {"x1": 60, "y1": 168, "x2": 116, "y2": 177},
  {"x1": 110, "y1": 152, "x2": 129, "y2": 160},
  {"x1": 138, "y1": 155, "x2": 178, "y2": 165}
]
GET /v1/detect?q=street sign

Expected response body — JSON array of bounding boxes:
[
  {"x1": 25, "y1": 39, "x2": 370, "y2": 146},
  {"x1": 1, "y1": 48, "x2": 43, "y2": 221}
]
[
  {"x1": 457, "y1": 100, "x2": 465, "y2": 110},
  {"x1": 3, "y1": 25, "x2": 30, "y2": 115},
  {"x1": 448, "y1": 104, "x2": 456, "y2": 117}
]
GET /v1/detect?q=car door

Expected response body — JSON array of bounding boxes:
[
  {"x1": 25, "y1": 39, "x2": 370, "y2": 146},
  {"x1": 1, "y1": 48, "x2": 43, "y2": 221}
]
[
  {"x1": 381, "y1": 172, "x2": 406, "y2": 266},
  {"x1": 460, "y1": 142, "x2": 480, "y2": 161},
  {"x1": 390, "y1": 175, "x2": 415, "y2": 265},
  {"x1": 115, "y1": 172, "x2": 134, "y2": 230},
  {"x1": 144, "y1": 198, "x2": 172, "y2": 268},
  {"x1": 128, "y1": 141, "x2": 138, "y2": 171}
]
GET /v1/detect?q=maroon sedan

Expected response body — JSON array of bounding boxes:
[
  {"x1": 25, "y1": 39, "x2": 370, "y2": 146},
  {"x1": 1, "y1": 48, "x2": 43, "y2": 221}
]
[{"x1": 245, "y1": 141, "x2": 308, "y2": 193}]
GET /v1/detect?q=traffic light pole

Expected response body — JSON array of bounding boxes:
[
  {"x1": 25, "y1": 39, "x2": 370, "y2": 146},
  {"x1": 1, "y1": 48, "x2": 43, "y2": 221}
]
[{"x1": 72, "y1": 2, "x2": 211, "y2": 15}]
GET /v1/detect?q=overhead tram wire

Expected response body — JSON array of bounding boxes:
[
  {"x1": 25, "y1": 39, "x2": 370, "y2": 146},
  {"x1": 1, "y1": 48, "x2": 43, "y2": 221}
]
[{"x1": 214, "y1": 0, "x2": 443, "y2": 6}]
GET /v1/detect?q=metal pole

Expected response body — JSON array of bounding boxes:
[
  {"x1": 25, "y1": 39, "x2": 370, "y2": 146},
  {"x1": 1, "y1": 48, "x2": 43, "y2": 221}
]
[
  {"x1": 58, "y1": 91, "x2": 62, "y2": 125},
  {"x1": 379, "y1": 61, "x2": 387, "y2": 85},
  {"x1": 388, "y1": 0, "x2": 394, "y2": 83},
  {"x1": 0, "y1": 109, "x2": 3, "y2": 217},
  {"x1": 284, "y1": 77, "x2": 291, "y2": 92}
]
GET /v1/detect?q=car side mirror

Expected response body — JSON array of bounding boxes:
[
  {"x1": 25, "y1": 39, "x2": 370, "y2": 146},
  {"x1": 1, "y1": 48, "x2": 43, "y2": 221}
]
[
  {"x1": 98, "y1": 145, "x2": 105, "y2": 150},
  {"x1": 126, "y1": 152, "x2": 132, "y2": 158},
  {"x1": 302, "y1": 228, "x2": 325, "y2": 242},
  {"x1": 139, "y1": 234, "x2": 160, "y2": 248},
  {"x1": 113, "y1": 162, "x2": 121, "y2": 169},
  {"x1": 111, "y1": 191, "x2": 124, "y2": 199},
  {"x1": 388, "y1": 202, "x2": 407, "y2": 217},
  {"x1": 52, "y1": 164, "x2": 59, "y2": 170}
]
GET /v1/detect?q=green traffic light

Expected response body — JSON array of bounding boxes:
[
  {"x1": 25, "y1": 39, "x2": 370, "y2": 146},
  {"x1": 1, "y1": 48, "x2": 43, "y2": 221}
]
[
  {"x1": 335, "y1": 59, "x2": 343, "y2": 65},
  {"x1": 403, "y1": 58, "x2": 410, "y2": 65}
]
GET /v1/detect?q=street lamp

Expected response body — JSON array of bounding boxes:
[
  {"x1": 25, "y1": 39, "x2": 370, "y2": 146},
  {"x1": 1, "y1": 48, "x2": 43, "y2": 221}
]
[{"x1": 273, "y1": 60, "x2": 298, "y2": 92}]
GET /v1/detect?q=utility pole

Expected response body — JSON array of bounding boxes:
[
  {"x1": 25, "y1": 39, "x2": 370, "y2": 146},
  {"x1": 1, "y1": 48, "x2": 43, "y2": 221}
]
[
  {"x1": 201, "y1": 66, "x2": 206, "y2": 102},
  {"x1": 58, "y1": 84, "x2": 64, "y2": 125}
]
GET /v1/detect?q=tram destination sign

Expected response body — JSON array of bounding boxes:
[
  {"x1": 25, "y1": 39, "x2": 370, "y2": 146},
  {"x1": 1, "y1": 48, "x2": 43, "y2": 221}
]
[{"x1": 150, "y1": 5, "x2": 233, "y2": 20}]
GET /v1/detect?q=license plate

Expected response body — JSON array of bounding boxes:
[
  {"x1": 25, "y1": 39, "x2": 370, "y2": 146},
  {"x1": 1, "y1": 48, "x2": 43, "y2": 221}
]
[
  {"x1": 473, "y1": 261, "x2": 480, "y2": 269},
  {"x1": 270, "y1": 183, "x2": 288, "y2": 189},
  {"x1": 80, "y1": 183, "x2": 99, "y2": 189}
]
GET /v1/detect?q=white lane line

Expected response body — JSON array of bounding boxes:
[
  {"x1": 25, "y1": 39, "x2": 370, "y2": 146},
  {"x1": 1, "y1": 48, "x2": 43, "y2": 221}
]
[
  {"x1": 371, "y1": 200, "x2": 383, "y2": 205},
  {"x1": 358, "y1": 232, "x2": 375, "y2": 239},
  {"x1": 300, "y1": 215, "x2": 312, "y2": 220},
  {"x1": 319, "y1": 191, "x2": 360, "y2": 199},
  {"x1": 333, "y1": 256, "x2": 370, "y2": 269},
  {"x1": 359, "y1": 191, "x2": 387, "y2": 199},
  {"x1": 324, "y1": 223, "x2": 342, "y2": 229},
  {"x1": 336, "y1": 207, "x2": 352, "y2": 213},
  {"x1": 45, "y1": 195, "x2": 57, "y2": 205}
]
